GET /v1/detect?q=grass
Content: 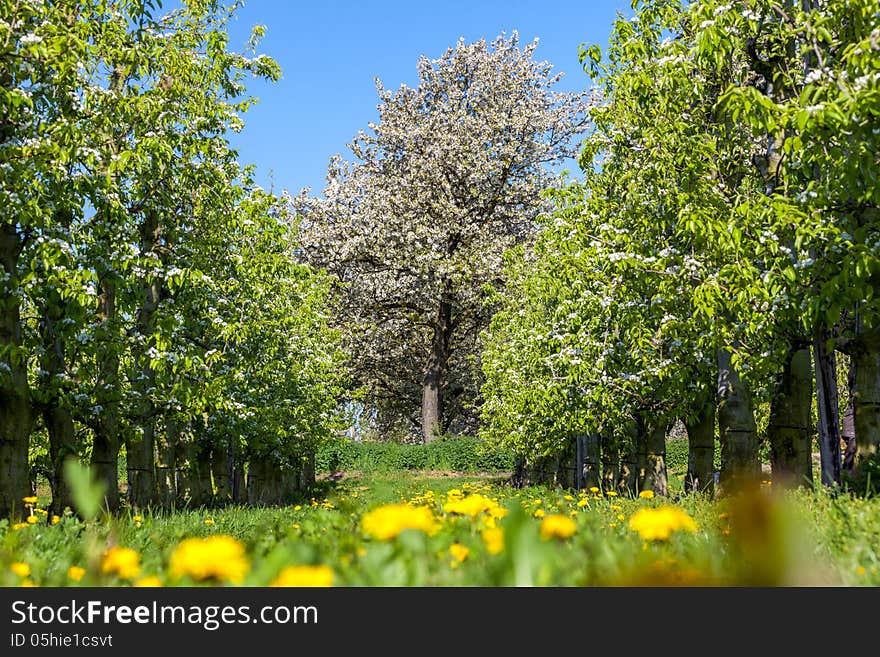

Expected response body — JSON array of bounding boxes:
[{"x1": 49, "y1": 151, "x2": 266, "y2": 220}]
[{"x1": 3, "y1": 471, "x2": 878, "y2": 587}]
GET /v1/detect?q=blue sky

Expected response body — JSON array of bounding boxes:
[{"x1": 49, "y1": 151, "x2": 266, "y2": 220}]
[{"x1": 223, "y1": 1, "x2": 634, "y2": 196}]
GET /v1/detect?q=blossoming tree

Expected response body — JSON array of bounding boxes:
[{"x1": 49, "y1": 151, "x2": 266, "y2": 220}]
[{"x1": 295, "y1": 33, "x2": 593, "y2": 442}]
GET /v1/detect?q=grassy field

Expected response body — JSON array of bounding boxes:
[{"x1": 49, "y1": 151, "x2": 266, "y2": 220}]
[{"x1": 3, "y1": 469, "x2": 878, "y2": 587}]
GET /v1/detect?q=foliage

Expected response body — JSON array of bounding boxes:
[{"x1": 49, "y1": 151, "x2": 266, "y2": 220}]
[{"x1": 480, "y1": 0, "x2": 880, "y2": 478}]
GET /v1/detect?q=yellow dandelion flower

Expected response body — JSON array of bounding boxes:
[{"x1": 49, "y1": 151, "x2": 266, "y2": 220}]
[
  {"x1": 444, "y1": 494, "x2": 498, "y2": 517},
  {"x1": 12, "y1": 522, "x2": 28, "y2": 530},
  {"x1": 35, "y1": 508, "x2": 47, "y2": 516},
  {"x1": 563, "y1": 495, "x2": 575, "y2": 501},
  {"x1": 20, "y1": 579, "x2": 37, "y2": 587},
  {"x1": 101, "y1": 547, "x2": 141, "y2": 580},
  {"x1": 540, "y1": 514, "x2": 577, "y2": 540},
  {"x1": 133, "y1": 515, "x2": 142, "y2": 523},
  {"x1": 134, "y1": 576, "x2": 163, "y2": 587},
  {"x1": 856, "y1": 566, "x2": 866, "y2": 576},
  {"x1": 533, "y1": 508, "x2": 546, "y2": 518},
  {"x1": 638, "y1": 490, "x2": 655, "y2": 499},
  {"x1": 26, "y1": 515, "x2": 38, "y2": 525},
  {"x1": 488, "y1": 506, "x2": 508, "y2": 520},
  {"x1": 589, "y1": 487, "x2": 600, "y2": 494},
  {"x1": 361, "y1": 504, "x2": 438, "y2": 540},
  {"x1": 22, "y1": 496, "x2": 37, "y2": 504},
  {"x1": 292, "y1": 523, "x2": 300, "y2": 530},
  {"x1": 449, "y1": 543, "x2": 469, "y2": 563},
  {"x1": 270, "y1": 565, "x2": 334, "y2": 587},
  {"x1": 67, "y1": 566, "x2": 85, "y2": 582},
  {"x1": 617, "y1": 514, "x2": 625, "y2": 521},
  {"x1": 611, "y1": 504, "x2": 622, "y2": 511},
  {"x1": 294, "y1": 505, "x2": 302, "y2": 511},
  {"x1": 482, "y1": 527, "x2": 504, "y2": 555},
  {"x1": 10, "y1": 562, "x2": 31, "y2": 578},
  {"x1": 577, "y1": 498, "x2": 590, "y2": 508},
  {"x1": 51, "y1": 515, "x2": 60, "y2": 524},
  {"x1": 169, "y1": 536, "x2": 249, "y2": 584},
  {"x1": 204, "y1": 518, "x2": 215, "y2": 526},
  {"x1": 606, "y1": 491, "x2": 618, "y2": 497},
  {"x1": 628, "y1": 506, "x2": 697, "y2": 541}
]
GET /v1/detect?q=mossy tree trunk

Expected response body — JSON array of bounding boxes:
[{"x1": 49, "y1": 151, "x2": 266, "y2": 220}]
[
  {"x1": 685, "y1": 397, "x2": 715, "y2": 495},
  {"x1": 768, "y1": 347, "x2": 813, "y2": 487},
  {"x1": 717, "y1": 348, "x2": 759, "y2": 490}
]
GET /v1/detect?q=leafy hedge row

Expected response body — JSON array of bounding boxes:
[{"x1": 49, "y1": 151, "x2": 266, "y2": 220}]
[{"x1": 316, "y1": 437, "x2": 515, "y2": 474}]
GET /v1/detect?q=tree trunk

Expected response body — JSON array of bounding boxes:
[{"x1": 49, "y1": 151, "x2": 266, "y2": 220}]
[
  {"x1": 685, "y1": 398, "x2": 715, "y2": 495},
  {"x1": 842, "y1": 356, "x2": 857, "y2": 476},
  {"x1": 43, "y1": 406, "x2": 77, "y2": 515},
  {"x1": 421, "y1": 288, "x2": 452, "y2": 443},
  {"x1": 575, "y1": 433, "x2": 601, "y2": 490},
  {"x1": 155, "y1": 417, "x2": 179, "y2": 508},
  {"x1": 92, "y1": 276, "x2": 123, "y2": 511},
  {"x1": 211, "y1": 440, "x2": 231, "y2": 505},
  {"x1": 640, "y1": 423, "x2": 668, "y2": 496},
  {"x1": 300, "y1": 451, "x2": 316, "y2": 490},
  {"x1": 600, "y1": 434, "x2": 619, "y2": 492},
  {"x1": 853, "y1": 327, "x2": 880, "y2": 483},
  {"x1": 176, "y1": 430, "x2": 200, "y2": 506},
  {"x1": 618, "y1": 421, "x2": 639, "y2": 496},
  {"x1": 39, "y1": 289, "x2": 78, "y2": 515},
  {"x1": 768, "y1": 347, "x2": 813, "y2": 487},
  {"x1": 127, "y1": 211, "x2": 162, "y2": 507},
  {"x1": 717, "y1": 348, "x2": 759, "y2": 490},
  {"x1": 247, "y1": 456, "x2": 282, "y2": 505},
  {"x1": 0, "y1": 221, "x2": 33, "y2": 520},
  {"x1": 814, "y1": 326, "x2": 841, "y2": 486}
]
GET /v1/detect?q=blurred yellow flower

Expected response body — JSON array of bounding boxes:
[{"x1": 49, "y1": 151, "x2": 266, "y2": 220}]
[
  {"x1": 134, "y1": 576, "x2": 163, "y2": 587},
  {"x1": 20, "y1": 580, "x2": 37, "y2": 587},
  {"x1": 361, "y1": 504, "x2": 438, "y2": 540},
  {"x1": 638, "y1": 490, "x2": 655, "y2": 499},
  {"x1": 169, "y1": 536, "x2": 249, "y2": 583},
  {"x1": 22, "y1": 496, "x2": 37, "y2": 504},
  {"x1": 606, "y1": 491, "x2": 618, "y2": 497},
  {"x1": 101, "y1": 547, "x2": 141, "y2": 579},
  {"x1": 26, "y1": 515, "x2": 38, "y2": 524},
  {"x1": 67, "y1": 566, "x2": 85, "y2": 582},
  {"x1": 577, "y1": 498, "x2": 590, "y2": 508},
  {"x1": 294, "y1": 505, "x2": 302, "y2": 511},
  {"x1": 563, "y1": 495, "x2": 575, "y2": 501},
  {"x1": 35, "y1": 508, "x2": 48, "y2": 516},
  {"x1": 589, "y1": 487, "x2": 600, "y2": 494},
  {"x1": 611, "y1": 505, "x2": 622, "y2": 511},
  {"x1": 449, "y1": 543, "x2": 469, "y2": 563},
  {"x1": 51, "y1": 515, "x2": 60, "y2": 524},
  {"x1": 482, "y1": 527, "x2": 504, "y2": 555},
  {"x1": 617, "y1": 514, "x2": 626, "y2": 521},
  {"x1": 540, "y1": 514, "x2": 577, "y2": 540},
  {"x1": 856, "y1": 566, "x2": 866, "y2": 576},
  {"x1": 10, "y1": 562, "x2": 31, "y2": 578},
  {"x1": 628, "y1": 506, "x2": 697, "y2": 541},
  {"x1": 204, "y1": 518, "x2": 215, "y2": 526},
  {"x1": 271, "y1": 565, "x2": 334, "y2": 587},
  {"x1": 444, "y1": 494, "x2": 498, "y2": 517},
  {"x1": 12, "y1": 522, "x2": 28, "y2": 530},
  {"x1": 133, "y1": 515, "x2": 142, "y2": 522},
  {"x1": 533, "y1": 508, "x2": 546, "y2": 518}
]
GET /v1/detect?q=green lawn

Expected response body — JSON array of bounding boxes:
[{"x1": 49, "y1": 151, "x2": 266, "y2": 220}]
[{"x1": 3, "y1": 471, "x2": 878, "y2": 587}]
